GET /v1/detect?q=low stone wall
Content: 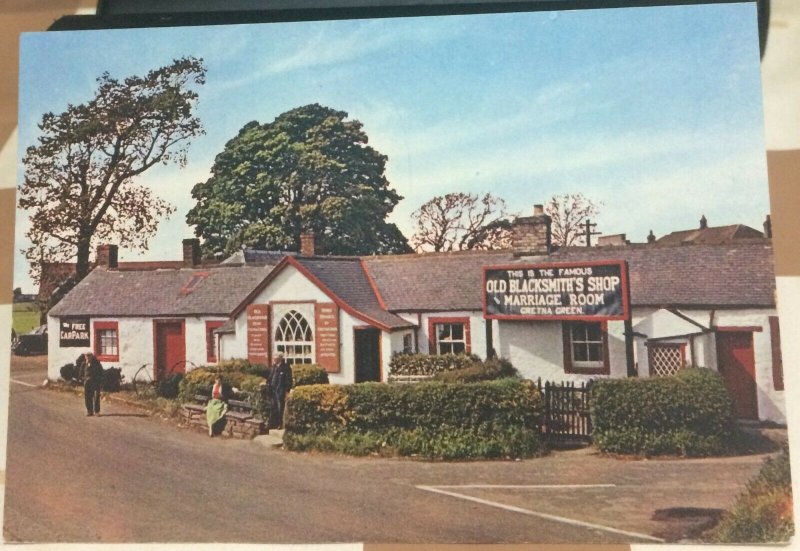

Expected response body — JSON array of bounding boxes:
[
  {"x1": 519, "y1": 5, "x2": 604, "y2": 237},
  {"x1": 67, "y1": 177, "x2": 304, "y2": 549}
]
[{"x1": 181, "y1": 403, "x2": 266, "y2": 439}]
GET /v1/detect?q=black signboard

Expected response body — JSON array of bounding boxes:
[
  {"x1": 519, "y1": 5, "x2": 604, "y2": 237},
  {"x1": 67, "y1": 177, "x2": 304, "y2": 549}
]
[
  {"x1": 483, "y1": 260, "x2": 630, "y2": 321},
  {"x1": 59, "y1": 317, "x2": 91, "y2": 347}
]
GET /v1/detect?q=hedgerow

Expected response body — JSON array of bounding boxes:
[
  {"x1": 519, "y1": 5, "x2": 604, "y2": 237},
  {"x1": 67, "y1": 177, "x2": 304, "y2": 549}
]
[
  {"x1": 432, "y1": 358, "x2": 518, "y2": 383},
  {"x1": 284, "y1": 379, "x2": 544, "y2": 459},
  {"x1": 388, "y1": 353, "x2": 480, "y2": 377},
  {"x1": 590, "y1": 368, "x2": 737, "y2": 456},
  {"x1": 712, "y1": 444, "x2": 793, "y2": 543},
  {"x1": 292, "y1": 363, "x2": 330, "y2": 386}
]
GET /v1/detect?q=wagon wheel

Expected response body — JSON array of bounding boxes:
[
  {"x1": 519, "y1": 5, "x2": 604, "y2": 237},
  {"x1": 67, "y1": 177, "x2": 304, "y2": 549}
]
[
  {"x1": 131, "y1": 364, "x2": 153, "y2": 395},
  {"x1": 156, "y1": 359, "x2": 197, "y2": 381}
]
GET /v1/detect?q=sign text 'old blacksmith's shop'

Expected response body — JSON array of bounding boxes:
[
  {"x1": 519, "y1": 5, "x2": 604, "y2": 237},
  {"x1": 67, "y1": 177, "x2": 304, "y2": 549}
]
[{"x1": 483, "y1": 260, "x2": 630, "y2": 320}]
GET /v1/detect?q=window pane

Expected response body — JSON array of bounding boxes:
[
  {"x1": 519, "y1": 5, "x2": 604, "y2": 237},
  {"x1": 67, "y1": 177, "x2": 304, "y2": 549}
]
[
  {"x1": 452, "y1": 342, "x2": 466, "y2": 354},
  {"x1": 585, "y1": 323, "x2": 602, "y2": 342},
  {"x1": 437, "y1": 324, "x2": 450, "y2": 341},
  {"x1": 587, "y1": 344, "x2": 603, "y2": 361},
  {"x1": 450, "y1": 324, "x2": 464, "y2": 341},
  {"x1": 573, "y1": 343, "x2": 588, "y2": 362}
]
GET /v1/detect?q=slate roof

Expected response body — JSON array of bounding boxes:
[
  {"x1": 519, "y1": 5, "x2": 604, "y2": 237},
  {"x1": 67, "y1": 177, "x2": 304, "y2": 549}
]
[
  {"x1": 293, "y1": 257, "x2": 413, "y2": 329},
  {"x1": 656, "y1": 224, "x2": 763, "y2": 246},
  {"x1": 221, "y1": 249, "x2": 296, "y2": 265},
  {"x1": 49, "y1": 264, "x2": 277, "y2": 317},
  {"x1": 364, "y1": 240, "x2": 776, "y2": 311}
]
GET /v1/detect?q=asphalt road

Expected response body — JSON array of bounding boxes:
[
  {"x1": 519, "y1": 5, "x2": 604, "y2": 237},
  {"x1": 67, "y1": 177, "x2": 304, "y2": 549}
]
[{"x1": 3, "y1": 356, "x2": 773, "y2": 544}]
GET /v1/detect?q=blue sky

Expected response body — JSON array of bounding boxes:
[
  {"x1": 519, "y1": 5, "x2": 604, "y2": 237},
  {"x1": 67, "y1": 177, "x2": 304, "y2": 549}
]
[{"x1": 15, "y1": 2, "x2": 768, "y2": 292}]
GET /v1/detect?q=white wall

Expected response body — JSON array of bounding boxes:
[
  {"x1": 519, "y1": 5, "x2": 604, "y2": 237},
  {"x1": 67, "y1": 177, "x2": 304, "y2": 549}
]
[
  {"x1": 495, "y1": 319, "x2": 627, "y2": 383},
  {"x1": 48, "y1": 315, "x2": 226, "y2": 383},
  {"x1": 219, "y1": 264, "x2": 373, "y2": 384}
]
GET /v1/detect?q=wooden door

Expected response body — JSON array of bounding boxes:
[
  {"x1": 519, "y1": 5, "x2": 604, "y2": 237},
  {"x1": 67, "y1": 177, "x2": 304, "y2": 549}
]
[
  {"x1": 154, "y1": 320, "x2": 186, "y2": 380},
  {"x1": 716, "y1": 331, "x2": 758, "y2": 419},
  {"x1": 354, "y1": 328, "x2": 381, "y2": 383}
]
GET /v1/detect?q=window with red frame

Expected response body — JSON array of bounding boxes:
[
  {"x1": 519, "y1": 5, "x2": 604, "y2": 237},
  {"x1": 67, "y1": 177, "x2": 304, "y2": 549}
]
[
  {"x1": 93, "y1": 321, "x2": 119, "y2": 361},
  {"x1": 429, "y1": 318, "x2": 471, "y2": 355},
  {"x1": 205, "y1": 320, "x2": 225, "y2": 363}
]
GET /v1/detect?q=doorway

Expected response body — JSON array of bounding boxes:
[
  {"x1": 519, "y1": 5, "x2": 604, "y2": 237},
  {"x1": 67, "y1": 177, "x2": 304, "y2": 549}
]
[
  {"x1": 154, "y1": 320, "x2": 186, "y2": 380},
  {"x1": 354, "y1": 328, "x2": 381, "y2": 382},
  {"x1": 715, "y1": 331, "x2": 758, "y2": 419}
]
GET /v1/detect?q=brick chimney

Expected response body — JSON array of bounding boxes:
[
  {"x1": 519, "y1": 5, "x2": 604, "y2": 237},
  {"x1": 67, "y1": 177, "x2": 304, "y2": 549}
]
[
  {"x1": 182, "y1": 238, "x2": 201, "y2": 267},
  {"x1": 511, "y1": 204, "x2": 552, "y2": 257},
  {"x1": 699, "y1": 215, "x2": 708, "y2": 229},
  {"x1": 300, "y1": 231, "x2": 318, "y2": 256},
  {"x1": 647, "y1": 230, "x2": 656, "y2": 244},
  {"x1": 763, "y1": 214, "x2": 772, "y2": 239},
  {"x1": 96, "y1": 244, "x2": 118, "y2": 269}
]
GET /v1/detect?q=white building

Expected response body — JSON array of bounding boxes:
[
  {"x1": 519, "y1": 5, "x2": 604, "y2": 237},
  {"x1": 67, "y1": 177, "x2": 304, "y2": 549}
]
[{"x1": 47, "y1": 210, "x2": 786, "y2": 423}]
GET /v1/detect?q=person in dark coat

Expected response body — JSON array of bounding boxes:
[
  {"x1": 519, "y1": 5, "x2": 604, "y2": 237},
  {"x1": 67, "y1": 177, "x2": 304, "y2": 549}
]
[
  {"x1": 268, "y1": 353, "x2": 293, "y2": 429},
  {"x1": 77, "y1": 351, "x2": 103, "y2": 416}
]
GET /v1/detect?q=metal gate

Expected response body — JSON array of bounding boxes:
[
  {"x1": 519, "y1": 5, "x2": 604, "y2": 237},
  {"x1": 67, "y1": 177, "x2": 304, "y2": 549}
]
[{"x1": 538, "y1": 380, "x2": 592, "y2": 445}]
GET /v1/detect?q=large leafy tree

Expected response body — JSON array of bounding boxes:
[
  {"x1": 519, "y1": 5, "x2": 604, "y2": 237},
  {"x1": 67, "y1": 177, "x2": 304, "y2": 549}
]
[
  {"x1": 411, "y1": 192, "x2": 512, "y2": 252},
  {"x1": 19, "y1": 56, "x2": 206, "y2": 282},
  {"x1": 187, "y1": 104, "x2": 410, "y2": 256}
]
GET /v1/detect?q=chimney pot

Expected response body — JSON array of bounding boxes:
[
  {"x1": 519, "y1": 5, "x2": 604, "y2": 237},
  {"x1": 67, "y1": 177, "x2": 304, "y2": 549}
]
[
  {"x1": 764, "y1": 214, "x2": 772, "y2": 239},
  {"x1": 300, "y1": 231, "x2": 317, "y2": 256},
  {"x1": 182, "y1": 238, "x2": 201, "y2": 267},
  {"x1": 96, "y1": 244, "x2": 118, "y2": 269},
  {"x1": 647, "y1": 230, "x2": 656, "y2": 244},
  {"x1": 699, "y1": 215, "x2": 708, "y2": 230}
]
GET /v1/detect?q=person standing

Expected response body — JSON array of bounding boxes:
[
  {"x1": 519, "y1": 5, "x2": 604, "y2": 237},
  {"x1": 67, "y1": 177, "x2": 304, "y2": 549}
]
[
  {"x1": 77, "y1": 352, "x2": 103, "y2": 416},
  {"x1": 268, "y1": 353, "x2": 293, "y2": 429}
]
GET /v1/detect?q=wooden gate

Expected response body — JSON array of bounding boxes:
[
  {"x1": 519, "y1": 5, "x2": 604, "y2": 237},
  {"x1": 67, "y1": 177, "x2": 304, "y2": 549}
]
[{"x1": 539, "y1": 380, "x2": 592, "y2": 445}]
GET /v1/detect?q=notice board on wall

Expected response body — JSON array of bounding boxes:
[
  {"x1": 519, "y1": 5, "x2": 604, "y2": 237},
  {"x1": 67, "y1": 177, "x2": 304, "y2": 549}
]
[
  {"x1": 314, "y1": 302, "x2": 340, "y2": 373},
  {"x1": 246, "y1": 304, "x2": 270, "y2": 365}
]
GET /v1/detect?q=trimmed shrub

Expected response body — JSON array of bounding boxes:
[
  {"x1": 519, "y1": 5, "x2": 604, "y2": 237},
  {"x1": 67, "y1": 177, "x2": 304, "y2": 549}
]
[
  {"x1": 177, "y1": 366, "x2": 266, "y2": 402},
  {"x1": 156, "y1": 373, "x2": 183, "y2": 399},
  {"x1": 284, "y1": 378, "x2": 544, "y2": 459},
  {"x1": 433, "y1": 358, "x2": 518, "y2": 383},
  {"x1": 590, "y1": 368, "x2": 736, "y2": 456},
  {"x1": 214, "y1": 358, "x2": 269, "y2": 378},
  {"x1": 389, "y1": 353, "x2": 481, "y2": 377},
  {"x1": 59, "y1": 363, "x2": 77, "y2": 382},
  {"x1": 713, "y1": 444, "x2": 793, "y2": 543},
  {"x1": 293, "y1": 364, "x2": 330, "y2": 386}
]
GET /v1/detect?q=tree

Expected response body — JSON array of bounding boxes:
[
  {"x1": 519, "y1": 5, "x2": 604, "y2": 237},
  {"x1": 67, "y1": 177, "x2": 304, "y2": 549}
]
[
  {"x1": 186, "y1": 104, "x2": 410, "y2": 256},
  {"x1": 545, "y1": 193, "x2": 602, "y2": 247},
  {"x1": 411, "y1": 192, "x2": 512, "y2": 252},
  {"x1": 19, "y1": 57, "x2": 207, "y2": 282}
]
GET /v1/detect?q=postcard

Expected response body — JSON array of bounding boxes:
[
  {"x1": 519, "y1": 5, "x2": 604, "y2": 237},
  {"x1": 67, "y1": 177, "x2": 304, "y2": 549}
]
[{"x1": 5, "y1": 1, "x2": 792, "y2": 546}]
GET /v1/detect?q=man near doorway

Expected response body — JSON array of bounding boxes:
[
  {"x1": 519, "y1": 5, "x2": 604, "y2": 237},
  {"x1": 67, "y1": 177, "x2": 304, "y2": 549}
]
[{"x1": 268, "y1": 353, "x2": 293, "y2": 429}]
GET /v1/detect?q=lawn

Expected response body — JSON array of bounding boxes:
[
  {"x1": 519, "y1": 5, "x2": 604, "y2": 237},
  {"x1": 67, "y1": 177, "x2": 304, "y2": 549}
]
[{"x1": 12, "y1": 302, "x2": 41, "y2": 334}]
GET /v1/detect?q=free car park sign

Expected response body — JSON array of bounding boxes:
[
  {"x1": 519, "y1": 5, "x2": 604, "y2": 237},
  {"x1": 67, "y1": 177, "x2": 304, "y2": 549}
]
[{"x1": 483, "y1": 260, "x2": 630, "y2": 321}]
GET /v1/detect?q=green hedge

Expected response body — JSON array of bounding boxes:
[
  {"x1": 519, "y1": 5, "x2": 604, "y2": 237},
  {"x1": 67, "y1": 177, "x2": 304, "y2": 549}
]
[
  {"x1": 432, "y1": 358, "x2": 518, "y2": 383},
  {"x1": 713, "y1": 444, "x2": 793, "y2": 542},
  {"x1": 389, "y1": 353, "x2": 481, "y2": 376},
  {"x1": 293, "y1": 363, "x2": 330, "y2": 386},
  {"x1": 177, "y1": 366, "x2": 267, "y2": 419},
  {"x1": 590, "y1": 368, "x2": 737, "y2": 456},
  {"x1": 284, "y1": 379, "x2": 544, "y2": 459}
]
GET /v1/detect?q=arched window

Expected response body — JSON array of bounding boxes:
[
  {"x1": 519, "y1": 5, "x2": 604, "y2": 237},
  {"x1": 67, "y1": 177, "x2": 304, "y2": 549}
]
[{"x1": 274, "y1": 310, "x2": 314, "y2": 364}]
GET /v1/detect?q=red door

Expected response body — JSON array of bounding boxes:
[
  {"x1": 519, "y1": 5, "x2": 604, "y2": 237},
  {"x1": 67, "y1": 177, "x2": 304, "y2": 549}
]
[
  {"x1": 154, "y1": 320, "x2": 186, "y2": 380},
  {"x1": 716, "y1": 331, "x2": 758, "y2": 419}
]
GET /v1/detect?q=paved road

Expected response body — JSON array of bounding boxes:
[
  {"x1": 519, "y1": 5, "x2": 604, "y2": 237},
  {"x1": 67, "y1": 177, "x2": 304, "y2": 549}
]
[{"x1": 3, "y1": 356, "x2": 772, "y2": 544}]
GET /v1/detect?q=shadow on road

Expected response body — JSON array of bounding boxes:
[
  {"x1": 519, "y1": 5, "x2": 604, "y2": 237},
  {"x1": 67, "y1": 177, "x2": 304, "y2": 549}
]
[{"x1": 97, "y1": 413, "x2": 149, "y2": 418}]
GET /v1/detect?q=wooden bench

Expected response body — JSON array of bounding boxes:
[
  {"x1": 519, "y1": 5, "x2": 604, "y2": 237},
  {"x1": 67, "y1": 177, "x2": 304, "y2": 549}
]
[{"x1": 181, "y1": 393, "x2": 267, "y2": 439}]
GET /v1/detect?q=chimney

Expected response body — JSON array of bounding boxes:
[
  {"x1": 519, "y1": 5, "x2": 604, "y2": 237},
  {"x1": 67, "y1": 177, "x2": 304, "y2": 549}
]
[
  {"x1": 96, "y1": 244, "x2": 118, "y2": 269},
  {"x1": 511, "y1": 204, "x2": 552, "y2": 257},
  {"x1": 647, "y1": 230, "x2": 656, "y2": 244},
  {"x1": 300, "y1": 231, "x2": 317, "y2": 256},
  {"x1": 763, "y1": 214, "x2": 772, "y2": 239},
  {"x1": 182, "y1": 238, "x2": 201, "y2": 267},
  {"x1": 699, "y1": 215, "x2": 708, "y2": 229},
  {"x1": 597, "y1": 233, "x2": 627, "y2": 247}
]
